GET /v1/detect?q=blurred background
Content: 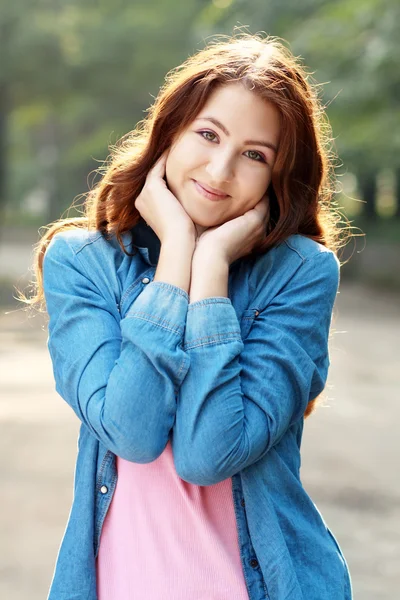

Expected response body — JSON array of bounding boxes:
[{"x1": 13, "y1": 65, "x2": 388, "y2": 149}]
[{"x1": 0, "y1": 0, "x2": 399, "y2": 598}]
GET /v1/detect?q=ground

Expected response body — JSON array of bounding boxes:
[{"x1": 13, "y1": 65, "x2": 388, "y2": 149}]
[{"x1": 0, "y1": 281, "x2": 399, "y2": 599}]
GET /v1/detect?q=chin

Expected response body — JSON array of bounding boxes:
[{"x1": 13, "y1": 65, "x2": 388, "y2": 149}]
[
  {"x1": 179, "y1": 202, "x2": 214, "y2": 227},
  {"x1": 191, "y1": 214, "x2": 223, "y2": 230},
  {"x1": 191, "y1": 215, "x2": 216, "y2": 227},
  {"x1": 179, "y1": 193, "x2": 228, "y2": 228}
]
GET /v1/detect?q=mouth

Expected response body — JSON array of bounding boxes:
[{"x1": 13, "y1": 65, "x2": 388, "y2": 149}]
[{"x1": 192, "y1": 179, "x2": 230, "y2": 201}]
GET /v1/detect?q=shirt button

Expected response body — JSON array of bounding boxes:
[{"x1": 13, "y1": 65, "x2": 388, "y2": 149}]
[
  {"x1": 254, "y1": 310, "x2": 260, "y2": 317},
  {"x1": 100, "y1": 485, "x2": 108, "y2": 494},
  {"x1": 141, "y1": 277, "x2": 150, "y2": 284},
  {"x1": 250, "y1": 558, "x2": 259, "y2": 568},
  {"x1": 240, "y1": 498, "x2": 245, "y2": 507}
]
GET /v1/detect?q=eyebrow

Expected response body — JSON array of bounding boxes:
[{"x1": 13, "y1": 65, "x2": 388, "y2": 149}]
[{"x1": 195, "y1": 116, "x2": 278, "y2": 154}]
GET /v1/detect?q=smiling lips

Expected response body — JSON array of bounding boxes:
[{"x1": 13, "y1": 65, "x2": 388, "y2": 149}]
[{"x1": 192, "y1": 179, "x2": 229, "y2": 201}]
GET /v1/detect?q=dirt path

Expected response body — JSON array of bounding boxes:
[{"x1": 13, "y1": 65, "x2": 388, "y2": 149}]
[{"x1": 0, "y1": 281, "x2": 399, "y2": 599}]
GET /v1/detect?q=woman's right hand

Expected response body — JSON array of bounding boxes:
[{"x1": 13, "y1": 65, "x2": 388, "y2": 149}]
[{"x1": 134, "y1": 150, "x2": 196, "y2": 245}]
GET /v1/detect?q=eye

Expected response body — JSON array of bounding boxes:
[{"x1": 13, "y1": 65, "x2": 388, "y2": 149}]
[
  {"x1": 198, "y1": 130, "x2": 218, "y2": 142},
  {"x1": 197, "y1": 130, "x2": 268, "y2": 164},
  {"x1": 245, "y1": 150, "x2": 266, "y2": 163}
]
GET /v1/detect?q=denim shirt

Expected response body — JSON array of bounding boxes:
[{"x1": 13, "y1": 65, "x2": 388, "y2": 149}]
[{"x1": 43, "y1": 218, "x2": 352, "y2": 600}]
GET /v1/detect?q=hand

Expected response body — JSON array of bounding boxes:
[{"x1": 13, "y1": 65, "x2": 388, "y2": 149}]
[
  {"x1": 194, "y1": 195, "x2": 270, "y2": 265},
  {"x1": 134, "y1": 150, "x2": 196, "y2": 244}
]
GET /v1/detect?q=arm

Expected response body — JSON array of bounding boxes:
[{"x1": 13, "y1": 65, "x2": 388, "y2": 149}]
[
  {"x1": 172, "y1": 250, "x2": 340, "y2": 486},
  {"x1": 43, "y1": 233, "x2": 193, "y2": 463}
]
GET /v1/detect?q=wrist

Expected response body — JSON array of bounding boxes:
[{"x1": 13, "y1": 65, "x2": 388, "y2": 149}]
[
  {"x1": 154, "y1": 234, "x2": 195, "y2": 294},
  {"x1": 192, "y1": 245, "x2": 229, "y2": 269},
  {"x1": 162, "y1": 226, "x2": 196, "y2": 249},
  {"x1": 190, "y1": 251, "x2": 229, "y2": 303}
]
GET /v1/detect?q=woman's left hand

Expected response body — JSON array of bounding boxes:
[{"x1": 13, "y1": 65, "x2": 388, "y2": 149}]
[{"x1": 194, "y1": 194, "x2": 270, "y2": 265}]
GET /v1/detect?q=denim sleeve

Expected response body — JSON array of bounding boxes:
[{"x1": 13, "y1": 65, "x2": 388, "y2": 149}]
[
  {"x1": 43, "y1": 234, "x2": 190, "y2": 463},
  {"x1": 172, "y1": 251, "x2": 340, "y2": 485}
]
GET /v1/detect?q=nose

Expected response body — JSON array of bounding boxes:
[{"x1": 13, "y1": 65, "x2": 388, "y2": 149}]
[{"x1": 205, "y1": 149, "x2": 234, "y2": 184}]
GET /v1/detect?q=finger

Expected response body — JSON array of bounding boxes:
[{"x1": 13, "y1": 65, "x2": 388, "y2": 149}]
[
  {"x1": 253, "y1": 193, "x2": 268, "y2": 207},
  {"x1": 148, "y1": 150, "x2": 169, "y2": 179},
  {"x1": 253, "y1": 196, "x2": 269, "y2": 220}
]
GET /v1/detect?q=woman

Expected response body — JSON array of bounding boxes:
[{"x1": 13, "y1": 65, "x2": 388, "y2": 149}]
[{"x1": 28, "y1": 33, "x2": 352, "y2": 599}]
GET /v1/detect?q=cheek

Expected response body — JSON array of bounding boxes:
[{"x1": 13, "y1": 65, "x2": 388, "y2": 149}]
[
  {"x1": 166, "y1": 147, "x2": 187, "y2": 184},
  {"x1": 238, "y1": 171, "x2": 272, "y2": 208},
  {"x1": 169, "y1": 135, "x2": 199, "y2": 167},
  {"x1": 165, "y1": 142, "x2": 195, "y2": 198},
  {"x1": 165, "y1": 148, "x2": 182, "y2": 188}
]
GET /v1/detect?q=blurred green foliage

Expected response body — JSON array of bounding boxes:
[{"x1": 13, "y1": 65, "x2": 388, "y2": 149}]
[{"x1": 1, "y1": 0, "x2": 399, "y2": 228}]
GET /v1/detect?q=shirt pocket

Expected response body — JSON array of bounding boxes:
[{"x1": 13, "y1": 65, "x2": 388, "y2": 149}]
[{"x1": 239, "y1": 307, "x2": 260, "y2": 340}]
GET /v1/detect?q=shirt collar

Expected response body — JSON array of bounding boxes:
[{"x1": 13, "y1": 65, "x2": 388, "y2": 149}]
[
  {"x1": 130, "y1": 217, "x2": 161, "y2": 267},
  {"x1": 129, "y1": 218, "x2": 246, "y2": 270}
]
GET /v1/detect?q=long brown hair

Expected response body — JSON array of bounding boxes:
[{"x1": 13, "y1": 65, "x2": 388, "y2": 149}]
[{"x1": 22, "y1": 33, "x2": 347, "y2": 414}]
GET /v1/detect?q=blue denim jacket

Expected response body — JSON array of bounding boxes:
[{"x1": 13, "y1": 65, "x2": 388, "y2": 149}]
[{"x1": 43, "y1": 219, "x2": 352, "y2": 600}]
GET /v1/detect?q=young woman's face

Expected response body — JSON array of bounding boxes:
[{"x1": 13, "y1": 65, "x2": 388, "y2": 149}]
[{"x1": 165, "y1": 82, "x2": 281, "y2": 235}]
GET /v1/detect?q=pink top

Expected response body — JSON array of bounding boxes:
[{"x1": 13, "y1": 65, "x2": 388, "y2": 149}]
[{"x1": 96, "y1": 439, "x2": 249, "y2": 599}]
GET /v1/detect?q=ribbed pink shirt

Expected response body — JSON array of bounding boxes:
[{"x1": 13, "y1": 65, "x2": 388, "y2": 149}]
[{"x1": 96, "y1": 439, "x2": 249, "y2": 599}]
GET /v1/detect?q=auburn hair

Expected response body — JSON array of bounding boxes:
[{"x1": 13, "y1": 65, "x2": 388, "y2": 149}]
[{"x1": 22, "y1": 33, "x2": 347, "y2": 417}]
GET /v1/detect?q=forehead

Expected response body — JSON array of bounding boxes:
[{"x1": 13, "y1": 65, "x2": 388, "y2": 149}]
[{"x1": 195, "y1": 82, "x2": 280, "y2": 141}]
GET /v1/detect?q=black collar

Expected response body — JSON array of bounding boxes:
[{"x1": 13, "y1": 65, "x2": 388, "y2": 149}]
[{"x1": 131, "y1": 218, "x2": 161, "y2": 266}]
